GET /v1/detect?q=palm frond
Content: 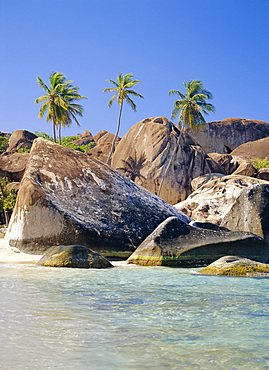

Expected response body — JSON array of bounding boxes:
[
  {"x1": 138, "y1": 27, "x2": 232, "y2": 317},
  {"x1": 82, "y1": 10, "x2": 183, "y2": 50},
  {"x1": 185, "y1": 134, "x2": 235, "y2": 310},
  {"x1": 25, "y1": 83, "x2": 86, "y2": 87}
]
[
  {"x1": 126, "y1": 96, "x2": 137, "y2": 111},
  {"x1": 108, "y1": 93, "x2": 117, "y2": 108}
]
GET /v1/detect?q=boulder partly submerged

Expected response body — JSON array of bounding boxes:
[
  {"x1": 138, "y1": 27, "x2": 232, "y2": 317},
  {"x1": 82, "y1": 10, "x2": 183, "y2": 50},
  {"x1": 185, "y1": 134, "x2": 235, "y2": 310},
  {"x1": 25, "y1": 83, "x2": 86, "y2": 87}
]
[
  {"x1": 6, "y1": 138, "x2": 190, "y2": 256},
  {"x1": 38, "y1": 245, "x2": 113, "y2": 268},
  {"x1": 199, "y1": 256, "x2": 269, "y2": 277},
  {"x1": 127, "y1": 217, "x2": 269, "y2": 267}
]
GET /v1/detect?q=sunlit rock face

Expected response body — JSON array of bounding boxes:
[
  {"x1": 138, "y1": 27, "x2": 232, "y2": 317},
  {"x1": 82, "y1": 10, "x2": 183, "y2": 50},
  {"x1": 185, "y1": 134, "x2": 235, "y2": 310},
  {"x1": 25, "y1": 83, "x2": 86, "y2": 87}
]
[
  {"x1": 0, "y1": 153, "x2": 29, "y2": 182},
  {"x1": 111, "y1": 117, "x2": 224, "y2": 204},
  {"x1": 221, "y1": 183, "x2": 269, "y2": 243},
  {"x1": 175, "y1": 175, "x2": 269, "y2": 225},
  {"x1": 190, "y1": 118, "x2": 269, "y2": 154},
  {"x1": 5, "y1": 130, "x2": 37, "y2": 154},
  {"x1": 6, "y1": 138, "x2": 190, "y2": 256},
  {"x1": 230, "y1": 136, "x2": 269, "y2": 160}
]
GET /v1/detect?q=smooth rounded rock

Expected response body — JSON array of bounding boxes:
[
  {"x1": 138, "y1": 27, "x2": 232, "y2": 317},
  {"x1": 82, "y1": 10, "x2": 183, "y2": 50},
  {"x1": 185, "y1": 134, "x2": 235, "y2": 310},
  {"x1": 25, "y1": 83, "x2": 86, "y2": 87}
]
[
  {"x1": 199, "y1": 256, "x2": 269, "y2": 277},
  {"x1": 38, "y1": 245, "x2": 113, "y2": 268}
]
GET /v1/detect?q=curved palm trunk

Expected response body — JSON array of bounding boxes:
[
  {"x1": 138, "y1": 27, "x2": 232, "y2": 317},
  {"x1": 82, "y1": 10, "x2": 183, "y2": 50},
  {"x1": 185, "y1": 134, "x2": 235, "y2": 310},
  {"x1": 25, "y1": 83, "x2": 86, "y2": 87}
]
[
  {"x1": 157, "y1": 127, "x2": 184, "y2": 198},
  {"x1": 106, "y1": 100, "x2": 124, "y2": 165}
]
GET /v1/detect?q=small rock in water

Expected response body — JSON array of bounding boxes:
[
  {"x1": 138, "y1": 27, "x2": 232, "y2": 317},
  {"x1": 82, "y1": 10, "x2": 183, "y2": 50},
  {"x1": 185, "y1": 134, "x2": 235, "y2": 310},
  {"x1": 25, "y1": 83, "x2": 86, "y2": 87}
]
[
  {"x1": 38, "y1": 245, "x2": 113, "y2": 268},
  {"x1": 199, "y1": 256, "x2": 269, "y2": 277}
]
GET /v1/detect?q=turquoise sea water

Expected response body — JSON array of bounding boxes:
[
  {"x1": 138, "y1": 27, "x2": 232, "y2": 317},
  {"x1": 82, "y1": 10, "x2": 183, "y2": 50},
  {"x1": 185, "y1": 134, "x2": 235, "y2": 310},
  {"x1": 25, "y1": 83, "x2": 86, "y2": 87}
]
[{"x1": 0, "y1": 262, "x2": 268, "y2": 370}]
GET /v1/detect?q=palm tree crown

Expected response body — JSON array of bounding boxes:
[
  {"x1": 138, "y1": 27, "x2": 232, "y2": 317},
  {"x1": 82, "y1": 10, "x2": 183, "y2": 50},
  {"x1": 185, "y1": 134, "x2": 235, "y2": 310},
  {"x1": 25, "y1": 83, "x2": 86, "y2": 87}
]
[
  {"x1": 169, "y1": 80, "x2": 215, "y2": 132},
  {"x1": 157, "y1": 80, "x2": 214, "y2": 197},
  {"x1": 103, "y1": 72, "x2": 144, "y2": 164},
  {"x1": 34, "y1": 72, "x2": 86, "y2": 143}
]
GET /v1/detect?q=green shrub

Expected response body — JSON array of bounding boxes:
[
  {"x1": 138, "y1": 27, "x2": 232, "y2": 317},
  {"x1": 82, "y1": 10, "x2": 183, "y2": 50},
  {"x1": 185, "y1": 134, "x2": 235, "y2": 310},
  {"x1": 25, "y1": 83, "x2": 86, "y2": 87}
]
[
  {"x1": 16, "y1": 147, "x2": 31, "y2": 153},
  {"x1": 0, "y1": 177, "x2": 18, "y2": 212},
  {"x1": 0, "y1": 137, "x2": 8, "y2": 153},
  {"x1": 34, "y1": 132, "x2": 95, "y2": 152},
  {"x1": 251, "y1": 158, "x2": 269, "y2": 171},
  {"x1": 34, "y1": 131, "x2": 53, "y2": 141}
]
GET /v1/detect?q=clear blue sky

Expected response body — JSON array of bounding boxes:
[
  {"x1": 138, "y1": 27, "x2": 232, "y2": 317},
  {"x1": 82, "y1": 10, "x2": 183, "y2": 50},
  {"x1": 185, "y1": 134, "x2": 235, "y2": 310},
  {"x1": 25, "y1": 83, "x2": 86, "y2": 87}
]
[{"x1": 0, "y1": 0, "x2": 268, "y2": 138}]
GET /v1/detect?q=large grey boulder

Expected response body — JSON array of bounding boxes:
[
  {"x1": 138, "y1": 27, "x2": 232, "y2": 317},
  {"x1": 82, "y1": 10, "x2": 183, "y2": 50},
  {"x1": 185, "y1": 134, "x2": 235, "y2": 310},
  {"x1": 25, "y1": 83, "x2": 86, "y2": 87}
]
[
  {"x1": 127, "y1": 217, "x2": 269, "y2": 267},
  {"x1": 111, "y1": 117, "x2": 224, "y2": 204},
  {"x1": 6, "y1": 138, "x2": 190, "y2": 256},
  {"x1": 221, "y1": 184, "x2": 269, "y2": 242},
  {"x1": 190, "y1": 118, "x2": 269, "y2": 154}
]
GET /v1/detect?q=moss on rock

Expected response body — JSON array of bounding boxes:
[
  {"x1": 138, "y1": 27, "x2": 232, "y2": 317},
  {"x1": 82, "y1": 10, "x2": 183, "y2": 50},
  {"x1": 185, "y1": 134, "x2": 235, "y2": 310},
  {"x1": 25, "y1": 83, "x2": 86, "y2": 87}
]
[
  {"x1": 199, "y1": 256, "x2": 269, "y2": 277},
  {"x1": 38, "y1": 245, "x2": 113, "y2": 268}
]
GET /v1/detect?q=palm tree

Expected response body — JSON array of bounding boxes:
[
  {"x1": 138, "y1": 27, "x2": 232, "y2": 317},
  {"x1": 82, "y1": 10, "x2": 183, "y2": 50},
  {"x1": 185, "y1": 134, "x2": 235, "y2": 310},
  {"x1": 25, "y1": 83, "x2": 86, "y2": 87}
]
[
  {"x1": 34, "y1": 72, "x2": 86, "y2": 143},
  {"x1": 103, "y1": 72, "x2": 144, "y2": 164},
  {"x1": 56, "y1": 80, "x2": 86, "y2": 145},
  {"x1": 157, "y1": 80, "x2": 215, "y2": 197},
  {"x1": 117, "y1": 152, "x2": 146, "y2": 182}
]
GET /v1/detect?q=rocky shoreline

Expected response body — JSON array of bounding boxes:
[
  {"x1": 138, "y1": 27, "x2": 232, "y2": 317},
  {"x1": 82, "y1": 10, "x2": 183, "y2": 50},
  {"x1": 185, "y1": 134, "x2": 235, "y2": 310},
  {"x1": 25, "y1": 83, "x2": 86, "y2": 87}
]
[{"x1": 1, "y1": 117, "x2": 269, "y2": 275}]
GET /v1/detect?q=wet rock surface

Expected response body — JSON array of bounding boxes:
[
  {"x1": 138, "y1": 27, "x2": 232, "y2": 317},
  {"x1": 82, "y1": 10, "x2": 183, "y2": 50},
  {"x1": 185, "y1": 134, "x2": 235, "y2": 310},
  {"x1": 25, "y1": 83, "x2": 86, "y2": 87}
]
[
  {"x1": 127, "y1": 217, "x2": 269, "y2": 267},
  {"x1": 199, "y1": 256, "x2": 269, "y2": 277},
  {"x1": 38, "y1": 245, "x2": 113, "y2": 268}
]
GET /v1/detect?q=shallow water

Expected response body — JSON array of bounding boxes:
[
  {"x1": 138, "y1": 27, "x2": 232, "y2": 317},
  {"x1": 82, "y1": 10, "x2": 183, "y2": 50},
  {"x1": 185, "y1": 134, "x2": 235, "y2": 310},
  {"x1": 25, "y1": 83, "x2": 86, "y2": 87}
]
[{"x1": 0, "y1": 262, "x2": 268, "y2": 369}]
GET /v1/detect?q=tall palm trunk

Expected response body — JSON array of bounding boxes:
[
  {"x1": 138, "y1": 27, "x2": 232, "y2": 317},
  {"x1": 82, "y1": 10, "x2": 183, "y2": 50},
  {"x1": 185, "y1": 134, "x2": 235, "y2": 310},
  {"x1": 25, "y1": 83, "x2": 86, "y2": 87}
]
[
  {"x1": 157, "y1": 126, "x2": 184, "y2": 198},
  {"x1": 58, "y1": 123, "x2": 61, "y2": 145},
  {"x1": 52, "y1": 117, "x2": 57, "y2": 143},
  {"x1": 106, "y1": 100, "x2": 124, "y2": 165}
]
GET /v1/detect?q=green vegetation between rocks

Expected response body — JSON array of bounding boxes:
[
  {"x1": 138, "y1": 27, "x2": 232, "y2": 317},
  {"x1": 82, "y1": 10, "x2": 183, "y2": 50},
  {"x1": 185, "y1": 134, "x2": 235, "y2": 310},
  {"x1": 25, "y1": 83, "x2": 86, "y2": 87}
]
[
  {"x1": 0, "y1": 177, "x2": 17, "y2": 212},
  {"x1": 34, "y1": 132, "x2": 95, "y2": 152},
  {"x1": 16, "y1": 147, "x2": 31, "y2": 153},
  {"x1": 0, "y1": 137, "x2": 8, "y2": 153},
  {"x1": 251, "y1": 157, "x2": 269, "y2": 171}
]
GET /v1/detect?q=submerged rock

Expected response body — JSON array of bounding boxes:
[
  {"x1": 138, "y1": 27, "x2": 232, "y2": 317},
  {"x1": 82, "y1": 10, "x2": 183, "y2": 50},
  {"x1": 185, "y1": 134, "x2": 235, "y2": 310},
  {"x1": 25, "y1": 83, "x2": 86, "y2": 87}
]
[
  {"x1": 199, "y1": 256, "x2": 269, "y2": 277},
  {"x1": 38, "y1": 245, "x2": 113, "y2": 268},
  {"x1": 127, "y1": 217, "x2": 269, "y2": 267},
  {"x1": 6, "y1": 138, "x2": 189, "y2": 256}
]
